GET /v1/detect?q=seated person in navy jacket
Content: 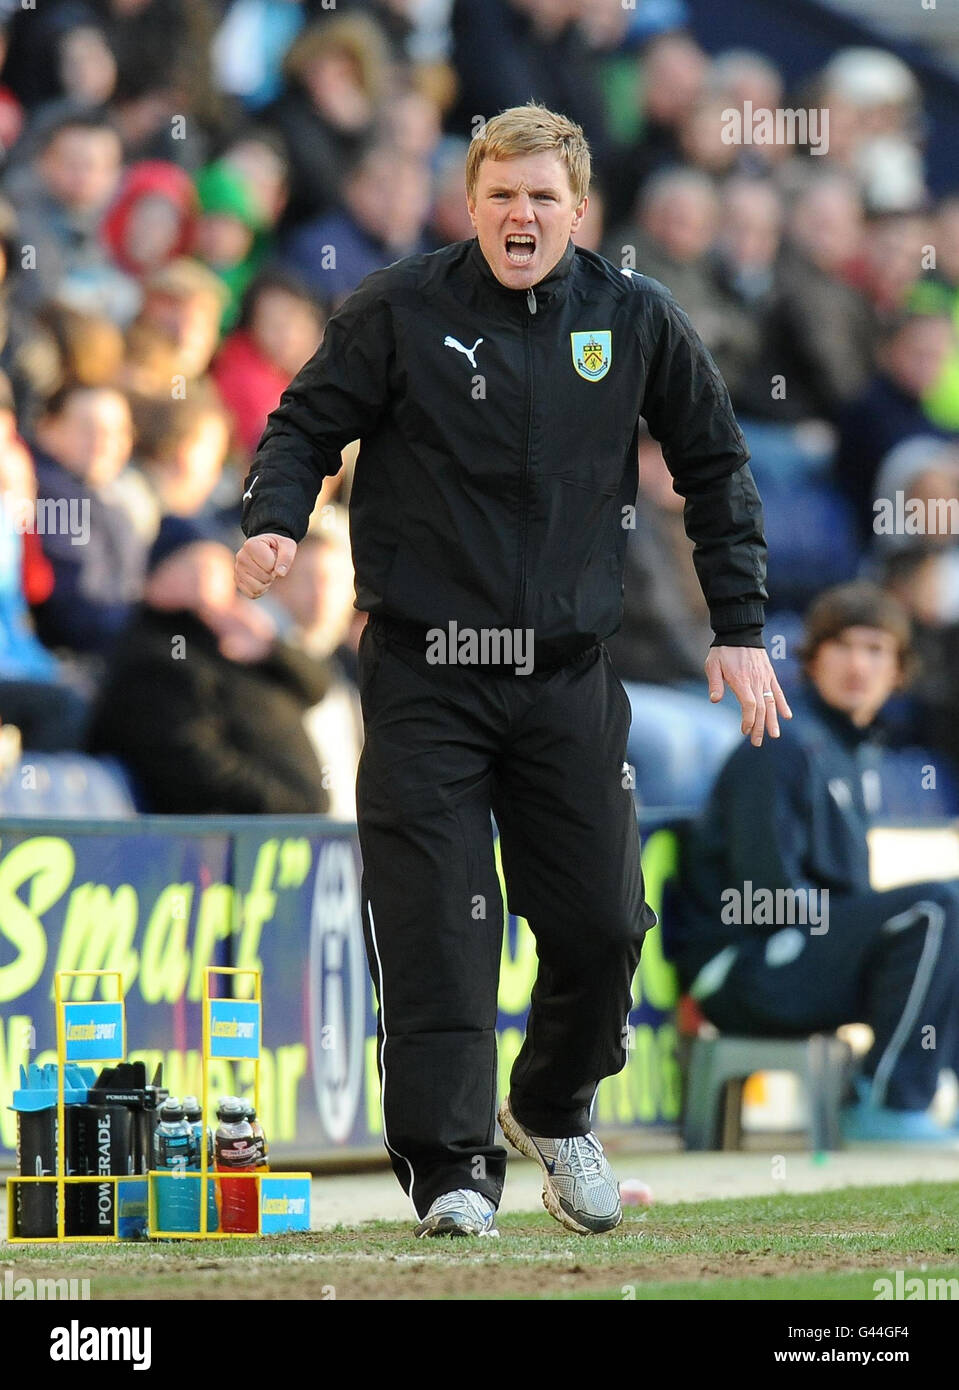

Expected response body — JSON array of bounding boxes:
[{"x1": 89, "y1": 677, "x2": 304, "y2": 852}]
[
  {"x1": 675, "y1": 582, "x2": 959, "y2": 1141},
  {"x1": 29, "y1": 383, "x2": 147, "y2": 657}
]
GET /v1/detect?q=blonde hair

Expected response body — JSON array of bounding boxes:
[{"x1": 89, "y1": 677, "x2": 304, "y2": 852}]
[
  {"x1": 465, "y1": 103, "x2": 591, "y2": 204},
  {"x1": 283, "y1": 15, "x2": 388, "y2": 106}
]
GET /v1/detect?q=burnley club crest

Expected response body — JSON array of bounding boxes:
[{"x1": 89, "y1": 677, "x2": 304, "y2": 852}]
[{"x1": 571, "y1": 330, "x2": 611, "y2": 381}]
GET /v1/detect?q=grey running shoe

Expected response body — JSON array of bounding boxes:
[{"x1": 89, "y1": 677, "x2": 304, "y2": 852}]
[
  {"x1": 414, "y1": 1189, "x2": 499, "y2": 1238},
  {"x1": 498, "y1": 1097, "x2": 622, "y2": 1234}
]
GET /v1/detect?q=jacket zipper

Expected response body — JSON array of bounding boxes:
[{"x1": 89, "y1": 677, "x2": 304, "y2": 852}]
[{"x1": 514, "y1": 290, "x2": 536, "y2": 628}]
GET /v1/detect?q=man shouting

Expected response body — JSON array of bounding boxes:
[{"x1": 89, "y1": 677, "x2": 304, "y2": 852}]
[{"x1": 235, "y1": 104, "x2": 788, "y2": 1237}]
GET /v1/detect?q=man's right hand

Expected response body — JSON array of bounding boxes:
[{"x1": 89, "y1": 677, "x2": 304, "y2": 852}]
[{"x1": 234, "y1": 533, "x2": 298, "y2": 598}]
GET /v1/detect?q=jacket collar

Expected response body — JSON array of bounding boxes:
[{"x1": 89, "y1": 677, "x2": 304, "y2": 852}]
[
  {"x1": 465, "y1": 236, "x2": 576, "y2": 313},
  {"x1": 804, "y1": 683, "x2": 885, "y2": 749}
]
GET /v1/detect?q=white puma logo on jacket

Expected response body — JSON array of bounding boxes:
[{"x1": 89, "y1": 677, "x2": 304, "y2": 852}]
[{"x1": 444, "y1": 335, "x2": 484, "y2": 369}]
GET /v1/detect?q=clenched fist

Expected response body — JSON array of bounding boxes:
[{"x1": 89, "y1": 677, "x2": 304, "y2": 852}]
[{"x1": 234, "y1": 533, "x2": 298, "y2": 598}]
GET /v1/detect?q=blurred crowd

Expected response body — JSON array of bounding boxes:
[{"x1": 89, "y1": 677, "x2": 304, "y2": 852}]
[{"x1": 1, "y1": 0, "x2": 959, "y2": 816}]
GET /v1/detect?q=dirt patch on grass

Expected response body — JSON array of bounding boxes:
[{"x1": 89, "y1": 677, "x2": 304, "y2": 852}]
[{"x1": 2, "y1": 1221, "x2": 936, "y2": 1300}]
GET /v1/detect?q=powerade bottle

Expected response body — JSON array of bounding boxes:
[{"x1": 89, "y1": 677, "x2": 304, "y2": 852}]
[
  {"x1": 153, "y1": 1098, "x2": 199, "y2": 1233},
  {"x1": 182, "y1": 1096, "x2": 218, "y2": 1231},
  {"x1": 214, "y1": 1097, "x2": 258, "y2": 1233},
  {"x1": 240, "y1": 1099, "x2": 269, "y2": 1171},
  {"x1": 240, "y1": 1100, "x2": 268, "y2": 1229}
]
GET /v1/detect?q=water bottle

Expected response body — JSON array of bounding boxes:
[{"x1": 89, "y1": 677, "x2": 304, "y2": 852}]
[
  {"x1": 153, "y1": 1098, "x2": 199, "y2": 1233},
  {"x1": 182, "y1": 1095, "x2": 217, "y2": 1231},
  {"x1": 240, "y1": 1099, "x2": 269, "y2": 1171},
  {"x1": 214, "y1": 1097, "x2": 258, "y2": 1233}
]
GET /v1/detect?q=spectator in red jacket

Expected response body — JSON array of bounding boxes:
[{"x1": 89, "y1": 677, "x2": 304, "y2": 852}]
[{"x1": 211, "y1": 269, "x2": 325, "y2": 459}]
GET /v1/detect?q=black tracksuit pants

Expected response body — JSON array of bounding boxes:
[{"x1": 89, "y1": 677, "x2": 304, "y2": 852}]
[
  {"x1": 698, "y1": 881, "x2": 959, "y2": 1111},
  {"x1": 355, "y1": 615, "x2": 656, "y2": 1217}
]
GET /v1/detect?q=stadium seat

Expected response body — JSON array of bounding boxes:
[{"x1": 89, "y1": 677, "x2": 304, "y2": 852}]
[
  {"x1": 0, "y1": 753, "x2": 139, "y2": 817},
  {"x1": 760, "y1": 482, "x2": 861, "y2": 611},
  {"x1": 682, "y1": 1032, "x2": 853, "y2": 1152},
  {"x1": 878, "y1": 747, "x2": 959, "y2": 818},
  {"x1": 762, "y1": 608, "x2": 805, "y2": 695},
  {"x1": 623, "y1": 681, "x2": 741, "y2": 811},
  {"x1": 737, "y1": 417, "x2": 836, "y2": 489}
]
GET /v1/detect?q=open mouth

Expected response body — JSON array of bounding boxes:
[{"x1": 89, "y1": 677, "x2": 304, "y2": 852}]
[{"x1": 505, "y1": 233, "x2": 536, "y2": 266}]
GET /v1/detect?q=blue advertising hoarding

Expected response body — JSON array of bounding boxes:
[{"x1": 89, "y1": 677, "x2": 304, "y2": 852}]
[{"x1": 0, "y1": 814, "x2": 683, "y2": 1164}]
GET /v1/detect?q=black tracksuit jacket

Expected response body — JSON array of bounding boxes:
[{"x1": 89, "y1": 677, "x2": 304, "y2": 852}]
[{"x1": 241, "y1": 237, "x2": 768, "y2": 668}]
